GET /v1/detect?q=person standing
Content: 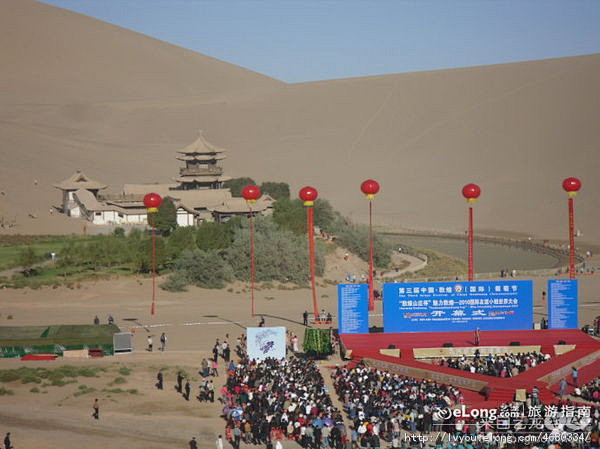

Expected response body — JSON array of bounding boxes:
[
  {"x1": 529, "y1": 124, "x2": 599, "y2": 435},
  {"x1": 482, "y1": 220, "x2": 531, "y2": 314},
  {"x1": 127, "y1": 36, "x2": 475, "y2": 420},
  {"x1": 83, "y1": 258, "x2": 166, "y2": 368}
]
[
  {"x1": 184, "y1": 379, "x2": 191, "y2": 401},
  {"x1": 160, "y1": 332, "x2": 167, "y2": 351},
  {"x1": 4, "y1": 432, "x2": 13, "y2": 449},
  {"x1": 223, "y1": 343, "x2": 231, "y2": 362},
  {"x1": 216, "y1": 435, "x2": 224, "y2": 449},
  {"x1": 303, "y1": 310, "x2": 309, "y2": 326},
  {"x1": 156, "y1": 371, "x2": 163, "y2": 390},
  {"x1": 572, "y1": 366, "x2": 579, "y2": 386},
  {"x1": 147, "y1": 335, "x2": 153, "y2": 352},
  {"x1": 92, "y1": 398, "x2": 99, "y2": 420},
  {"x1": 189, "y1": 437, "x2": 198, "y2": 449},
  {"x1": 559, "y1": 378, "x2": 568, "y2": 397},
  {"x1": 474, "y1": 327, "x2": 480, "y2": 346},
  {"x1": 211, "y1": 358, "x2": 219, "y2": 377},
  {"x1": 176, "y1": 371, "x2": 183, "y2": 393},
  {"x1": 207, "y1": 380, "x2": 214, "y2": 403}
]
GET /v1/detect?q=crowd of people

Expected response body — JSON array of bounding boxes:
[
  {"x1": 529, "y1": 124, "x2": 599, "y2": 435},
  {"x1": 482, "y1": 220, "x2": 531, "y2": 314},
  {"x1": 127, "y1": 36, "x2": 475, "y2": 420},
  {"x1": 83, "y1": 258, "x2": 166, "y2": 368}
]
[
  {"x1": 331, "y1": 364, "x2": 463, "y2": 442},
  {"x1": 437, "y1": 351, "x2": 550, "y2": 377},
  {"x1": 573, "y1": 376, "x2": 600, "y2": 403},
  {"x1": 221, "y1": 356, "x2": 347, "y2": 448},
  {"x1": 331, "y1": 363, "x2": 600, "y2": 449}
]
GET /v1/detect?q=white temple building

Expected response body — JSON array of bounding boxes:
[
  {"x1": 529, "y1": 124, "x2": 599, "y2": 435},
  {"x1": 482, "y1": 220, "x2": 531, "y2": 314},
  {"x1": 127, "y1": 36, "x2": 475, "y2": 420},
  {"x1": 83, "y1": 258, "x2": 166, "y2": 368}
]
[{"x1": 54, "y1": 133, "x2": 273, "y2": 227}]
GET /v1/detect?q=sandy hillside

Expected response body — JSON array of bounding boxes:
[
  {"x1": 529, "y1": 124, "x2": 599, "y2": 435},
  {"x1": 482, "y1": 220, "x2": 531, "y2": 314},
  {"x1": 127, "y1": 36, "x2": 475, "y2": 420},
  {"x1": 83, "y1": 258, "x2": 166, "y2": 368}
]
[{"x1": 0, "y1": 0, "x2": 599, "y2": 244}]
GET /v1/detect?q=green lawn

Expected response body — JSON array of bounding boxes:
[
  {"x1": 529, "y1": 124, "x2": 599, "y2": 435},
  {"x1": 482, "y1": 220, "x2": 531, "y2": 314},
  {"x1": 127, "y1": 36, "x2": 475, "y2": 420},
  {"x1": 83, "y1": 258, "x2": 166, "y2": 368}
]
[{"x1": 0, "y1": 235, "x2": 100, "y2": 271}]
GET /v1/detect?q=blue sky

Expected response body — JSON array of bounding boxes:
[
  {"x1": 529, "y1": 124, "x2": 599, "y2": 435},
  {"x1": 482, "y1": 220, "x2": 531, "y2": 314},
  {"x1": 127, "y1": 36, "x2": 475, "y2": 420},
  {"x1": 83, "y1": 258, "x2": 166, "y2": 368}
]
[{"x1": 42, "y1": 0, "x2": 600, "y2": 83}]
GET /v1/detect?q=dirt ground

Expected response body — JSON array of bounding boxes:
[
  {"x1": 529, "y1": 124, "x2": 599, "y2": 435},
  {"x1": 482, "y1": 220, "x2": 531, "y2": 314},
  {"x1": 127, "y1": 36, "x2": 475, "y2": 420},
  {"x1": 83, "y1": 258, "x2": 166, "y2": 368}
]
[{"x1": 1, "y1": 252, "x2": 600, "y2": 448}]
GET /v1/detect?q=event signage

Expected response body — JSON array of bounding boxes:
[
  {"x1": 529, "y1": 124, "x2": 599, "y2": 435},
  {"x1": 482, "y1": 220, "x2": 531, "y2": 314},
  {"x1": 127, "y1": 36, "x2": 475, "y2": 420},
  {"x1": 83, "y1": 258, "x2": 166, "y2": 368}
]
[
  {"x1": 548, "y1": 279, "x2": 578, "y2": 329},
  {"x1": 338, "y1": 283, "x2": 369, "y2": 334},
  {"x1": 247, "y1": 327, "x2": 286, "y2": 360},
  {"x1": 383, "y1": 280, "x2": 533, "y2": 332}
]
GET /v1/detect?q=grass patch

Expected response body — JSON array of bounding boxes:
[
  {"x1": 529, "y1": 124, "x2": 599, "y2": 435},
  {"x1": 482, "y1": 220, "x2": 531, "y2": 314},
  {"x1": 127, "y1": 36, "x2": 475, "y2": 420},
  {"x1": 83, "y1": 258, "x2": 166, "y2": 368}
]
[
  {"x1": 73, "y1": 384, "x2": 96, "y2": 397},
  {"x1": 126, "y1": 389, "x2": 138, "y2": 394},
  {"x1": 110, "y1": 376, "x2": 127, "y2": 385},
  {"x1": 30, "y1": 386, "x2": 40, "y2": 393},
  {"x1": 103, "y1": 388, "x2": 125, "y2": 394},
  {"x1": 0, "y1": 387, "x2": 14, "y2": 396},
  {"x1": 117, "y1": 367, "x2": 131, "y2": 376},
  {"x1": 0, "y1": 365, "x2": 105, "y2": 385}
]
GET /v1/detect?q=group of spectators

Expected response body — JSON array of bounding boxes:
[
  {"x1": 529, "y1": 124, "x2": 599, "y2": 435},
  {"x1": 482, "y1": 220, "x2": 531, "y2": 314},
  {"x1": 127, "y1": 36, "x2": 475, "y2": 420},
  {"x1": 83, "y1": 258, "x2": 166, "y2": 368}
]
[
  {"x1": 437, "y1": 351, "x2": 550, "y2": 377},
  {"x1": 221, "y1": 356, "x2": 347, "y2": 449},
  {"x1": 331, "y1": 365, "x2": 463, "y2": 441},
  {"x1": 574, "y1": 376, "x2": 600, "y2": 403},
  {"x1": 331, "y1": 364, "x2": 600, "y2": 449}
]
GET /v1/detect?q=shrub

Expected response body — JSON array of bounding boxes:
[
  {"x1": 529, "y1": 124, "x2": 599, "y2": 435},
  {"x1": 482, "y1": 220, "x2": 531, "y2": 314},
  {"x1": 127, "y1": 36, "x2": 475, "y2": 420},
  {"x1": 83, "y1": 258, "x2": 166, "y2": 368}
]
[
  {"x1": 30, "y1": 386, "x2": 40, "y2": 393},
  {"x1": 226, "y1": 217, "x2": 324, "y2": 285},
  {"x1": 112, "y1": 376, "x2": 127, "y2": 385},
  {"x1": 0, "y1": 387, "x2": 14, "y2": 396},
  {"x1": 260, "y1": 182, "x2": 290, "y2": 200},
  {"x1": 166, "y1": 249, "x2": 234, "y2": 289},
  {"x1": 117, "y1": 367, "x2": 131, "y2": 376},
  {"x1": 161, "y1": 271, "x2": 189, "y2": 292},
  {"x1": 223, "y1": 177, "x2": 256, "y2": 197},
  {"x1": 0, "y1": 370, "x2": 20, "y2": 382}
]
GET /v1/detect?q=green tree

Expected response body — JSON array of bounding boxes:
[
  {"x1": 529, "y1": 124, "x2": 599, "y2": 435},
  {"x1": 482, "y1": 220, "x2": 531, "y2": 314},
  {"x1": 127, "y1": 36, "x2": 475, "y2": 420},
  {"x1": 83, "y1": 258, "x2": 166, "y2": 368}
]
[
  {"x1": 226, "y1": 216, "x2": 325, "y2": 284},
  {"x1": 152, "y1": 197, "x2": 177, "y2": 236},
  {"x1": 196, "y1": 222, "x2": 232, "y2": 251},
  {"x1": 165, "y1": 249, "x2": 234, "y2": 289},
  {"x1": 166, "y1": 226, "x2": 198, "y2": 262},
  {"x1": 131, "y1": 237, "x2": 167, "y2": 273},
  {"x1": 260, "y1": 182, "x2": 290, "y2": 200},
  {"x1": 272, "y1": 198, "x2": 306, "y2": 234},
  {"x1": 17, "y1": 246, "x2": 39, "y2": 276},
  {"x1": 222, "y1": 177, "x2": 256, "y2": 197}
]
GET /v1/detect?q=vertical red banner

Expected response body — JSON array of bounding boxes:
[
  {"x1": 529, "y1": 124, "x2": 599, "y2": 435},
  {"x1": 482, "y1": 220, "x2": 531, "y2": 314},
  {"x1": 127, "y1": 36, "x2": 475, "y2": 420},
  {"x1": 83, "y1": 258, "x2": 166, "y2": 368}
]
[
  {"x1": 568, "y1": 197, "x2": 575, "y2": 280},
  {"x1": 468, "y1": 206, "x2": 474, "y2": 282},
  {"x1": 307, "y1": 206, "x2": 319, "y2": 320}
]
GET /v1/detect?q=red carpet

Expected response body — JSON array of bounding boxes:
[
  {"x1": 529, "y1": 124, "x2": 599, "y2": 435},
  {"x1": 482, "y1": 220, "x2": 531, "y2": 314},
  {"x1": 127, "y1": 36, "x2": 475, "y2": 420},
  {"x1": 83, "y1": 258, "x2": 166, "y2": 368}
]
[{"x1": 340, "y1": 329, "x2": 600, "y2": 409}]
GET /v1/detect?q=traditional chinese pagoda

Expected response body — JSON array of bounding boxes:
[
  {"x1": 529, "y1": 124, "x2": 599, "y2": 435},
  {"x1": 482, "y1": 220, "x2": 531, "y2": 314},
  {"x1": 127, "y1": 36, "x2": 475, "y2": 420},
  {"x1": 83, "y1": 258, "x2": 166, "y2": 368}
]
[{"x1": 174, "y1": 132, "x2": 232, "y2": 190}]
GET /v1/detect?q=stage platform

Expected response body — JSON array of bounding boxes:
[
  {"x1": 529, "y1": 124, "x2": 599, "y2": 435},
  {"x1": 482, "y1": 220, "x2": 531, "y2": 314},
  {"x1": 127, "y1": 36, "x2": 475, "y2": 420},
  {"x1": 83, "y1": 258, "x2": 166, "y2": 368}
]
[{"x1": 339, "y1": 329, "x2": 600, "y2": 409}]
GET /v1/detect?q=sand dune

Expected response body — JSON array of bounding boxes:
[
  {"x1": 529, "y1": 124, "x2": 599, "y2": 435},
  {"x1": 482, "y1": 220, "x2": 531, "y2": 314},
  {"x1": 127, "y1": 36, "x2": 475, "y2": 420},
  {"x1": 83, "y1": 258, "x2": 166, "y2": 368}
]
[{"x1": 0, "y1": 0, "x2": 599, "y2": 243}]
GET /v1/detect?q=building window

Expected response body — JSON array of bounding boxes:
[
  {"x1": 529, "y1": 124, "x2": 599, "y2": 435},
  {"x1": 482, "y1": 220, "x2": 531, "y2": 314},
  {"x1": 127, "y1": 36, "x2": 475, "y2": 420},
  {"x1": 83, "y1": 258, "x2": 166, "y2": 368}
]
[
  {"x1": 95, "y1": 212, "x2": 101, "y2": 216},
  {"x1": 118, "y1": 213, "x2": 124, "y2": 218}
]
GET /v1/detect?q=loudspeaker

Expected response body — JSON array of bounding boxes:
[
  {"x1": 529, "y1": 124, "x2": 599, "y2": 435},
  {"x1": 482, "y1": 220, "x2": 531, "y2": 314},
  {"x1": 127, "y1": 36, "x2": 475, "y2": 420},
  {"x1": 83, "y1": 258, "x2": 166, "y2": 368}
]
[
  {"x1": 443, "y1": 343, "x2": 453, "y2": 347},
  {"x1": 509, "y1": 341, "x2": 520, "y2": 346},
  {"x1": 558, "y1": 340, "x2": 566, "y2": 345},
  {"x1": 388, "y1": 344, "x2": 396, "y2": 349}
]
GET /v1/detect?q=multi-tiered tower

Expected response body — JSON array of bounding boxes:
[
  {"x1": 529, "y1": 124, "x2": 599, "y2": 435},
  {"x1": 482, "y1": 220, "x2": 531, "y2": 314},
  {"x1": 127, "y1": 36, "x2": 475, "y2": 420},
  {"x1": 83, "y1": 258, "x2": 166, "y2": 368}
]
[{"x1": 174, "y1": 132, "x2": 232, "y2": 190}]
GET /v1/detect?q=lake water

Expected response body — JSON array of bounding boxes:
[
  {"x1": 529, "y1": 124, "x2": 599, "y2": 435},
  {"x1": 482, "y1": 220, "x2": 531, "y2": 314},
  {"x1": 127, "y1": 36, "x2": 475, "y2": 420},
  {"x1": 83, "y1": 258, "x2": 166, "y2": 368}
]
[{"x1": 392, "y1": 235, "x2": 560, "y2": 273}]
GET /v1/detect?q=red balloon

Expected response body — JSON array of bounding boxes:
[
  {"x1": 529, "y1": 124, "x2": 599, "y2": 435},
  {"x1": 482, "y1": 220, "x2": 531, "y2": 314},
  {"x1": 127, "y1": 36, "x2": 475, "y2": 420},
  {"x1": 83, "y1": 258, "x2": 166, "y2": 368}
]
[
  {"x1": 299, "y1": 186, "x2": 318, "y2": 202},
  {"x1": 242, "y1": 185, "x2": 262, "y2": 201},
  {"x1": 462, "y1": 183, "x2": 481, "y2": 200},
  {"x1": 361, "y1": 179, "x2": 380, "y2": 196},
  {"x1": 562, "y1": 177, "x2": 582, "y2": 193},
  {"x1": 143, "y1": 192, "x2": 163, "y2": 209}
]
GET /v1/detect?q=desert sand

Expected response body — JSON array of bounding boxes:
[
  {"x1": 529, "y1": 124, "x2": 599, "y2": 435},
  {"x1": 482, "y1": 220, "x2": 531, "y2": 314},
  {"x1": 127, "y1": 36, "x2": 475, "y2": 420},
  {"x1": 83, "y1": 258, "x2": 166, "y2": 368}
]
[{"x1": 0, "y1": 0, "x2": 599, "y2": 243}]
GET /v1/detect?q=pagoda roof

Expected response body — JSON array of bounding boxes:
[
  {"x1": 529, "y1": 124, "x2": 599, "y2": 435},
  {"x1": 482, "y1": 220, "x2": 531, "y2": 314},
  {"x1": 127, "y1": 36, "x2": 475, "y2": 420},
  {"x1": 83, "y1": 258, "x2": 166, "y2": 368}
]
[
  {"x1": 73, "y1": 189, "x2": 113, "y2": 211},
  {"x1": 175, "y1": 176, "x2": 232, "y2": 183},
  {"x1": 176, "y1": 154, "x2": 226, "y2": 162},
  {"x1": 177, "y1": 132, "x2": 226, "y2": 155},
  {"x1": 53, "y1": 170, "x2": 107, "y2": 191}
]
